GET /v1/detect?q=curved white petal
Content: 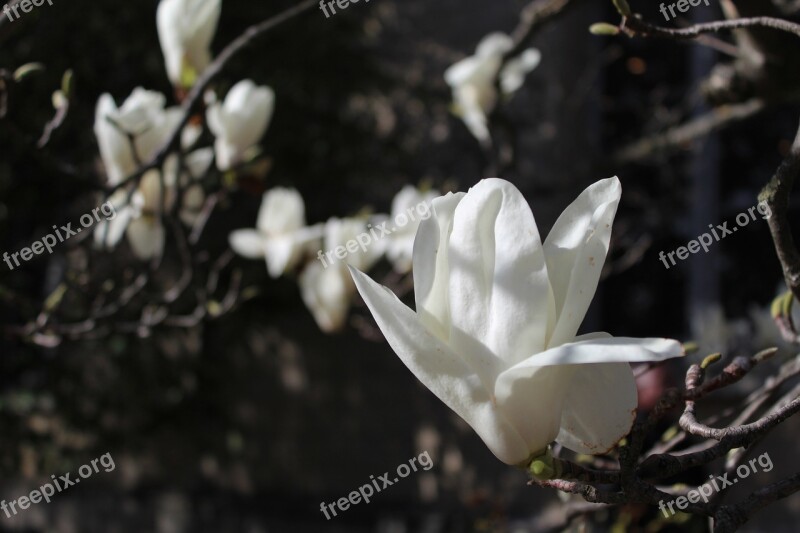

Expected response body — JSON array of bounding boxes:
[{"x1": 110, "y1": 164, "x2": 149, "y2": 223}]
[
  {"x1": 386, "y1": 233, "x2": 415, "y2": 274},
  {"x1": 94, "y1": 94, "x2": 136, "y2": 185},
  {"x1": 500, "y1": 48, "x2": 541, "y2": 95},
  {"x1": 556, "y1": 362, "x2": 638, "y2": 454},
  {"x1": 180, "y1": 184, "x2": 205, "y2": 226},
  {"x1": 256, "y1": 188, "x2": 306, "y2": 235},
  {"x1": 322, "y1": 217, "x2": 383, "y2": 272},
  {"x1": 94, "y1": 191, "x2": 136, "y2": 250},
  {"x1": 476, "y1": 32, "x2": 513, "y2": 57},
  {"x1": 185, "y1": 147, "x2": 214, "y2": 179},
  {"x1": 207, "y1": 80, "x2": 274, "y2": 169},
  {"x1": 413, "y1": 192, "x2": 466, "y2": 341},
  {"x1": 264, "y1": 234, "x2": 300, "y2": 278},
  {"x1": 444, "y1": 56, "x2": 483, "y2": 88},
  {"x1": 206, "y1": 102, "x2": 225, "y2": 139},
  {"x1": 494, "y1": 364, "x2": 575, "y2": 457},
  {"x1": 212, "y1": 139, "x2": 237, "y2": 171},
  {"x1": 349, "y1": 266, "x2": 531, "y2": 465},
  {"x1": 229, "y1": 229, "x2": 266, "y2": 259},
  {"x1": 543, "y1": 177, "x2": 622, "y2": 348},
  {"x1": 116, "y1": 88, "x2": 167, "y2": 133},
  {"x1": 135, "y1": 107, "x2": 182, "y2": 165},
  {"x1": 157, "y1": 0, "x2": 221, "y2": 85},
  {"x1": 126, "y1": 218, "x2": 165, "y2": 260},
  {"x1": 300, "y1": 262, "x2": 353, "y2": 333},
  {"x1": 508, "y1": 336, "x2": 684, "y2": 368},
  {"x1": 447, "y1": 179, "x2": 553, "y2": 373},
  {"x1": 461, "y1": 106, "x2": 492, "y2": 146}
]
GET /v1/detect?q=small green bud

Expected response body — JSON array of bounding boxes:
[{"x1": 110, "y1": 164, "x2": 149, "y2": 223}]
[
  {"x1": 701, "y1": 353, "x2": 722, "y2": 369},
  {"x1": 61, "y1": 69, "x2": 74, "y2": 99},
  {"x1": 13, "y1": 62, "x2": 45, "y2": 82},
  {"x1": 589, "y1": 23, "x2": 620, "y2": 36},
  {"x1": 526, "y1": 447, "x2": 562, "y2": 480},
  {"x1": 612, "y1": 0, "x2": 632, "y2": 16}
]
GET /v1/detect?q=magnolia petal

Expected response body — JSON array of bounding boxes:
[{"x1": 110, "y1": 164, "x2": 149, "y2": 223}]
[
  {"x1": 500, "y1": 48, "x2": 541, "y2": 95},
  {"x1": 494, "y1": 364, "x2": 575, "y2": 457},
  {"x1": 321, "y1": 216, "x2": 385, "y2": 272},
  {"x1": 556, "y1": 362, "x2": 638, "y2": 454},
  {"x1": 157, "y1": 0, "x2": 221, "y2": 85},
  {"x1": 208, "y1": 80, "x2": 274, "y2": 169},
  {"x1": 223, "y1": 81, "x2": 274, "y2": 148},
  {"x1": 94, "y1": 191, "x2": 136, "y2": 250},
  {"x1": 126, "y1": 218, "x2": 165, "y2": 260},
  {"x1": 94, "y1": 94, "x2": 136, "y2": 185},
  {"x1": 256, "y1": 188, "x2": 306, "y2": 235},
  {"x1": 413, "y1": 192, "x2": 466, "y2": 342},
  {"x1": 543, "y1": 177, "x2": 622, "y2": 348},
  {"x1": 461, "y1": 107, "x2": 492, "y2": 146},
  {"x1": 447, "y1": 179, "x2": 553, "y2": 374},
  {"x1": 475, "y1": 32, "x2": 514, "y2": 57},
  {"x1": 212, "y1": 139, "x2": 237, "y2": 171},
  {"x1": 134, "y1": 107, "x2": 183, "y2": 165},
  {"x1": 300, "y1": 262, "x2": 354, "y2": 333},
  {"x1": 444, "y1": 56, "x2": 483, "y2": 88},
  {"x1": 229, "y1": 229, "x2": 266, "y2": 259},
  {"x1": 206, "y1": 103, "x2": 225, "y2": 141},
  {"x1": 511, "y1": 336, "x2": 684, "y2": 368},
  {"x1": 264, "y1": 234, "x2": 303, "y2": 278},
  {"x1": 349, "y1": 266, "x2": 531, "y2": 465},
  {"x1": 386, "y1": 233, "x2": 415, "y2": 274}
]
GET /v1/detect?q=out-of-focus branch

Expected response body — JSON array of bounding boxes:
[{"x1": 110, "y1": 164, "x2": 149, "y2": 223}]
[
  {"x1": 714, "y1": 473, "x2": 800, "y2": 533},
  {"x1": 760, "y1": 120, "x2": 800, "y2": 301},
  {"x1": 612, "y1": 7, "x2": 800, "y2": 41},
  {"x1": 502, "y1": 0, "x2": 576, "y2": 63},
  {"x1": 107, "y1": 0, "x2": 317, "y2": 196},
  {"x1": 612, "y1": 99, "x2": 766, "y2": 163}
]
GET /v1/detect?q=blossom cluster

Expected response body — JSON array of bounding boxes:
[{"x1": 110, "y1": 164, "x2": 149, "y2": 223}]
[
  {"x1": 93, "y1": 0, "x2": 274, "y2": 260},
  {"x1": 229, "y1": 185, "x2": 437, "y2": 333}
]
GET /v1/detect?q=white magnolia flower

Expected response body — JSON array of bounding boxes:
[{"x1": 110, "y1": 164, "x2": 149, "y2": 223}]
[
  {"x1": 444, "y1": 33, "x2": 541, "y2": 145},
  {"x1": 157, "y1": 0, "x2": 222, "y2": 87},
  {"x1": 300, "y1": 217, "x2": 385, "y2": 333},
  {"x1": 94, "y1": 88, "x2": 182, "y2": 186},
  {"x1": 229, "y1": 188, "x2": 322, "y2": 277},
  {"x1": 386, "y1": 185, "x2": 439, "y2": 273},
  {"x1": 207, "y1": 80, "x2": 275, "y2": 171},
  {"x1": 349, "y1": 177, "x2": 683, "y2": 465},
  {"x1": 95, "y1": 149, "x2": 214, "y2": 259}
]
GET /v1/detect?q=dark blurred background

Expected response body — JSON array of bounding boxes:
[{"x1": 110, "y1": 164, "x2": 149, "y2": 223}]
[{"x1": 0, "y1": 0, "x2": 799, "y2": 531}]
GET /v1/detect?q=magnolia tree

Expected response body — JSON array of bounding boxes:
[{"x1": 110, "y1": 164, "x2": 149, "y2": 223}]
[{"x1": 1, "y1": 0, "x2": 799, "y2": 530}]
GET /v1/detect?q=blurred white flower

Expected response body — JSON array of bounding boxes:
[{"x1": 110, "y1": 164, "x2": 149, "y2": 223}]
[
  {"x1": 207, "y1": 80, "x2": 275, "y2": 171},
  {"x1": 157, "y1": 0, "x2": 222, "y2": 87},
  {"x1": 94, "y1": 88, "x2": 182, "y2": 186},
  {"x1": 444, "y1": 33, "x2": 541, "y2": 145},
  {"x1": 349, "y1": 177, "x2": 683, "y2": 465},
  {"x1": 94, "y1": 148, "x2": 214, "y2": 260},
  {"x1": 228, "y1": 188, "x2": 322, "y2": 277},
  {"x1": 386, "y1": 185, "x2": 439, "y2": 273},
  {"x1": 300, "y1": 217, "x2": 384, "y2": 333}
]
